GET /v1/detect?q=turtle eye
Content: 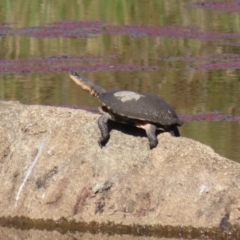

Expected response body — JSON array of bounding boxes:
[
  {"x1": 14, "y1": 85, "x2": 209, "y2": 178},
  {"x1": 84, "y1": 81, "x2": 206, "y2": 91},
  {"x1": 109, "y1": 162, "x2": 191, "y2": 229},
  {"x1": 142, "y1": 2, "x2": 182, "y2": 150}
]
[{"x1": 70, "y1": 71, "x2": 78, "y2": 76}]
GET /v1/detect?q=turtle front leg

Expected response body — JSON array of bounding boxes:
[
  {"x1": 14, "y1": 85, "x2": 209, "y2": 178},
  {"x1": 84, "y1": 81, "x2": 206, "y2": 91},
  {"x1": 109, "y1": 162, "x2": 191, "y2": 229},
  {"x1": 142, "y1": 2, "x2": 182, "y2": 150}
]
[
  {"x1": 145, "y1": 124, "x2": 158, "y2": 149},
  {"x1": 97, "y1": 113, "x2": 111, "y2": 148}
]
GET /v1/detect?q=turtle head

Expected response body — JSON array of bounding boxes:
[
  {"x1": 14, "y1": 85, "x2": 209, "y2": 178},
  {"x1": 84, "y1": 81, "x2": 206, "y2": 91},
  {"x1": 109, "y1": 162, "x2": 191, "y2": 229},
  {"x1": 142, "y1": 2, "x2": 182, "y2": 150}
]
[
  {"x1": 69, "y1": 71, "x2": 79, "y2": 77},
  {"x1": 69, "y1": 71, "x2": 106, "y2": 97}
]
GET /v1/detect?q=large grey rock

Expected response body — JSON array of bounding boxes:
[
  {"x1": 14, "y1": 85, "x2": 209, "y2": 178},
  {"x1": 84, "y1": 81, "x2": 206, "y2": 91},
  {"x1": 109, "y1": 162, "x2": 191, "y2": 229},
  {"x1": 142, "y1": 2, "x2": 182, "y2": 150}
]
[{"x1": 0, "y1": 101, "x2": 240, "y2": 229}]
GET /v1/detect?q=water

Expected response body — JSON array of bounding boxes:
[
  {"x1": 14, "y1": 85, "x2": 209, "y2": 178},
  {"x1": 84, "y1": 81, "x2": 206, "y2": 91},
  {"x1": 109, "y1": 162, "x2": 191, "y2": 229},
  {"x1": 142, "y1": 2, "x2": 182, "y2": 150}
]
[
  {"x1": 0, "y1": 0, "x2": 240, "y2": 238},
  {"x1": 0, "y1": 216, "x2": 238, "y2": 240}
]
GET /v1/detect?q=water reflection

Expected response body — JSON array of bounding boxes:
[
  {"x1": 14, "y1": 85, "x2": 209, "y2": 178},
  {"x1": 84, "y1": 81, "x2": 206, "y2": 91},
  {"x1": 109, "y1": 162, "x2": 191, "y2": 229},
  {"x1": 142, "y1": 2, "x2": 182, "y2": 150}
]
[{"x1": 0, "y1": 216, "x2": 238, "y2": 240}]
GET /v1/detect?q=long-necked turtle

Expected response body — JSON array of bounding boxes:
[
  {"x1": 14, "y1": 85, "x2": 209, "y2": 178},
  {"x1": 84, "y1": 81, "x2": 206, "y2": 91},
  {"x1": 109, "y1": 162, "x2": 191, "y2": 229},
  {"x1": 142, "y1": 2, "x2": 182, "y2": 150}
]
[{"x1": 69, "y1": 71, "x2": 183, "y2": 149}]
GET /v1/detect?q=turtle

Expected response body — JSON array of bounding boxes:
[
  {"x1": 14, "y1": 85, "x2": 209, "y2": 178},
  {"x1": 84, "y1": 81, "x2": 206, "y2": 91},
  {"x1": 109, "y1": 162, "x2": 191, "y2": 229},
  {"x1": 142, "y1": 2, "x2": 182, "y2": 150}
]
[{"x1": 69, "y1": 71, "x2": 183, "y2": 149}]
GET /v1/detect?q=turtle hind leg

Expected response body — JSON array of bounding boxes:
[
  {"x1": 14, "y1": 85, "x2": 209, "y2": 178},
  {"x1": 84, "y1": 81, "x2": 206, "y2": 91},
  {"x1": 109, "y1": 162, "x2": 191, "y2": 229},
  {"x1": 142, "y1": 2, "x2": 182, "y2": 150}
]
[
  {"x1": 97, "y1": 113, "x2": 111, "y2": 148},
  {"x1": 169, "y1": 125, "x2": 180, "y2": 137},
  {"x1": 145, "y1": 124, "x2": 158, "y2": 149}
]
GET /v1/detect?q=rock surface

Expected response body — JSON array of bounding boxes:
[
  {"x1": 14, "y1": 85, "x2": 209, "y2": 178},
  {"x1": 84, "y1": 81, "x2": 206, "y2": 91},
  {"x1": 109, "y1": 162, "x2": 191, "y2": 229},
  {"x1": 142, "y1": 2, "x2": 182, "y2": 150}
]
[{"x1": 0, "y1": 101, "x2": 240, "y2": 229}]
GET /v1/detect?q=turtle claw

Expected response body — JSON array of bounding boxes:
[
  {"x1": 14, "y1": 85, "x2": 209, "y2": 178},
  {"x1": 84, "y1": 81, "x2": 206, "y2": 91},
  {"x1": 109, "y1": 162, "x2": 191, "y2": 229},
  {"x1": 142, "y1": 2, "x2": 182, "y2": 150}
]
[
  {"x1": 98, "y1": 138, "x2": 109, "y2": 148},
  {"x1": 98, "y1": 139, "x2": 104, "y2": 148},
  {"x1": 149, "y1": 140, "x2": 158, "y2": 149}
]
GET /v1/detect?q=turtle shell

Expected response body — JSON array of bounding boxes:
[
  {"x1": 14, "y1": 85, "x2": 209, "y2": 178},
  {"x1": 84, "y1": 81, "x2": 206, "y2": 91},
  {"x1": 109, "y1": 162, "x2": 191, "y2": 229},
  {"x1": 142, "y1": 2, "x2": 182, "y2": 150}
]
[{"x1": 99, "y1": 90, "x2": 182, "y2": 126}]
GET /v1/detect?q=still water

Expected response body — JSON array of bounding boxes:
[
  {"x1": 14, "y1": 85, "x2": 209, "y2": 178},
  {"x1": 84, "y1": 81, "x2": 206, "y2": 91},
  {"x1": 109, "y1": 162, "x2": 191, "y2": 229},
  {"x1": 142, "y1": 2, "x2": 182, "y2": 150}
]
[{"x1": 0, "y1": 0, "x2": 240, "y2": 238}]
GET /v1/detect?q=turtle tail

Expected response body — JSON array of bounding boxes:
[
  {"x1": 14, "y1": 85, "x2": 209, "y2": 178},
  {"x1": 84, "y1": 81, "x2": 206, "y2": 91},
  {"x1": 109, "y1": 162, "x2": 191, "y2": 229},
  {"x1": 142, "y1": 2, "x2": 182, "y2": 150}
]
[{"x1": 69, "y1": 71, "x2": 106, "y2": 97}]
